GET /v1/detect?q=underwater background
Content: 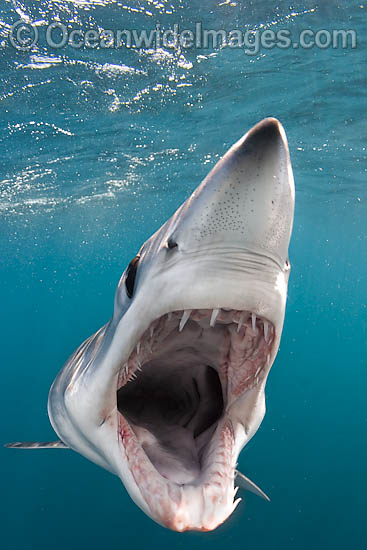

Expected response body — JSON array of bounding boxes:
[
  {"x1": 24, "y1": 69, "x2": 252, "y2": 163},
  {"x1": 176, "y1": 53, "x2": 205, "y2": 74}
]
[{"x1": 1, "y1": 1, "x2": 366, "y2": 548}]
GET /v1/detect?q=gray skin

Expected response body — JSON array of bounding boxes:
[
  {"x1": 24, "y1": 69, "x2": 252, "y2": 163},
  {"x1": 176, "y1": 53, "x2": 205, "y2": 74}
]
[{"x1": 7, "y1": 118, "x2": 295, "y2": 532}]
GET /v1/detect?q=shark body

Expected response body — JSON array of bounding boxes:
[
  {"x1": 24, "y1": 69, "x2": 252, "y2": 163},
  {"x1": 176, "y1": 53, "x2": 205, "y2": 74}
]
[{"x1": 7, "y1": 118, "x2": 295, "y2": 532}]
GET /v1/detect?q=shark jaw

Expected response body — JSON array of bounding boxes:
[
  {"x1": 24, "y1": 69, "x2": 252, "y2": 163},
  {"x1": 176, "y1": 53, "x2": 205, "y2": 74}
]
[
  {"x1": 116, "y1": 307, "x2": 275, "y2": 531},
  {"x1": 43, "y1": 117, "x2": 294, "y2": 533}
]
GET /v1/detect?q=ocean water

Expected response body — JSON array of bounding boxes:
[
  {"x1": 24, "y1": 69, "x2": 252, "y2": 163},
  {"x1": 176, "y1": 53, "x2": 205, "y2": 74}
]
[{"x1": 1, "y1": 0, "x2": 366, "y2": 548}]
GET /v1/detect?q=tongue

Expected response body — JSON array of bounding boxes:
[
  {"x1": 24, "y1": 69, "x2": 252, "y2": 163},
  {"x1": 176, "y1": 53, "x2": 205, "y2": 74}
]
[{"x1": 133, "y1": 424, "x2": 200, "y2": 484}]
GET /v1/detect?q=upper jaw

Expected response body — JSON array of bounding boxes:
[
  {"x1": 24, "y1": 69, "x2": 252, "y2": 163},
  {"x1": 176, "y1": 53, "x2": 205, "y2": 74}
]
[
  {"x1": 112, "y1": 248, "x2": 288, "y2": 365},
  {"x1": 117, "y1": 307, "x2": 277, "y2": 405}
]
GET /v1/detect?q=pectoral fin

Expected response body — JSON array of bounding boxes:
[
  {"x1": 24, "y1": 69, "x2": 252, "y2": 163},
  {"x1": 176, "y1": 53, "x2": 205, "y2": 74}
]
[
  {"x1": 5, "y1": 441, "x2": 69, "y2": 449},
  {"x1": 235, "y1": 469, "x2": 270, "y2": 502}
]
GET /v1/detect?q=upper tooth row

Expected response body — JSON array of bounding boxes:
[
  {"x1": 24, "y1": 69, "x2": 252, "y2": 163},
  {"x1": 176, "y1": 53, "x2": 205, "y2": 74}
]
[
  {"x1": 179, "y1": 309, "x2": 192, "y2": 331},
  {"x1": 124, "y1": 309, "x2": 271, "y2": 386},
  {"x1": 133, "y1": 308, "x2": 272, "y2": 361},
  {"x1": 177, "y1": 308, "x2": 271, "y2": 342}
]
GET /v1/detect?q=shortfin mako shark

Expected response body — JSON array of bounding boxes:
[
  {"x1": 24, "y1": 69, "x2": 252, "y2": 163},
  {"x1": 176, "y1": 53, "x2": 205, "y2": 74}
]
[{"x1": 7, "y1": 118, "x2": 295, "y2": 532}]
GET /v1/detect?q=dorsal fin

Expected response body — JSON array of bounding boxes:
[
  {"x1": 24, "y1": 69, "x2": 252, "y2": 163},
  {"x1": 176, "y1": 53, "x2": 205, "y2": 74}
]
[
  {"x1": 5, "y1": 441, "x2": 69, "y2": 449},
  {"x1": 235, "y1": 469, "x2": 270, "y2": 502}
]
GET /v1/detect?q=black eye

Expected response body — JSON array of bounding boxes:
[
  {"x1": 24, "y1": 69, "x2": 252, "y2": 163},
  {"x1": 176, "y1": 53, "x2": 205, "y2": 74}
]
[
  {"x1": 125, "y1": 255, "x2": 140, "y2": 298},
  {"x1": 167, "y1": 238, "x2": 178, "y2": 250}
]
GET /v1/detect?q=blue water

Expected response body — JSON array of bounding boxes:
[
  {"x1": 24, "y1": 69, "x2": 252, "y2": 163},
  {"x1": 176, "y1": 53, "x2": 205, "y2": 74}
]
[{"x1": 1, "y1": 1, "x2": 366, "y2": 548}]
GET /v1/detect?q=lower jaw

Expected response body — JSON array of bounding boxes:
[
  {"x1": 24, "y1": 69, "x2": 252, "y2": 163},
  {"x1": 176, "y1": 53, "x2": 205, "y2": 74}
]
[{"x1": 118, "y1": 412, "x2": 239, "y2": 532}]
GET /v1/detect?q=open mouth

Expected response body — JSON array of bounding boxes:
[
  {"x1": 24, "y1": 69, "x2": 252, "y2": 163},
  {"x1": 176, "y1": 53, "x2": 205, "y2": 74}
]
[{"x1": 116, "y1": 308, "x2": 274, "y2": 530}]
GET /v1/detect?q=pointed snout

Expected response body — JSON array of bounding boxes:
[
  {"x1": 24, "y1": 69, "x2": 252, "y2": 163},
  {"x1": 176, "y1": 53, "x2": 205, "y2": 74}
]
[
  {"x1": 240, "y1": 117, "x2": 289, "y2": 156},
  {"x1": 173, "y1": 118, "x2": 295, "y2": 267}
]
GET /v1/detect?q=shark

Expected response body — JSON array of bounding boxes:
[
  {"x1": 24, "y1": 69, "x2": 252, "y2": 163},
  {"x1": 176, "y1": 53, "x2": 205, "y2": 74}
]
[{"x1": 6, "y1": 117, "x2": 295, "y2": 532}]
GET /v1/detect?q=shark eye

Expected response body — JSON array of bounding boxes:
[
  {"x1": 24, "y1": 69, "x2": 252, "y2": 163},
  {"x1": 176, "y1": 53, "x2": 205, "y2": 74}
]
[
  {"x1": 167, "y1": 238, "x2": 178, "y2": 250},
  {"x1": 125, "y1": 255, "x2": 140, "y2": 298}
]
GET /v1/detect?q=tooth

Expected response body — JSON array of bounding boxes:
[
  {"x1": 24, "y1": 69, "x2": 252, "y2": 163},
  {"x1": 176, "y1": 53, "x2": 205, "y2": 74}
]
[
  {"x1": 210, "y1": 308, "x2": 220, "y2": 327},
  {"x1": 237, "y1": 312, "x2": 247, "y2": 333},
  {"x1": 136, "y1": 341, "x2": 141, "y2": 354},
  {"x1": 267, "y1": 354, "x2": 271, "y2": 366},
  {"x1": 251, "y1": 313, "x2": 256, "y2": 331},
  {"x1": 264, "y1": 321, "x2": 269, "y2": 342},
  {"x1": 179, "y1": 309, "x2": 192, "y2": 332},
  {"x1": 150, "y1": 326, "x2": 154, "y2": 338},
  {"x1": 167, "y1": 312, "x2": 172, "y2": 322},
  {"x1": 255, "y1": 366, "x2": 261, "y2": 377}
]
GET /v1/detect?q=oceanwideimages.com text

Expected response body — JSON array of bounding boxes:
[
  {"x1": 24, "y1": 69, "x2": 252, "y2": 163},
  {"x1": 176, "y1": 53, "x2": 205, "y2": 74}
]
[{"x1": 8, "y1": 20, "x2": 357, "y2": 55}]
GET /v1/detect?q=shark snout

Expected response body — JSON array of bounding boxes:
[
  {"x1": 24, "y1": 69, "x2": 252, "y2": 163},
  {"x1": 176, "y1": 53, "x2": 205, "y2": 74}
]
[{"x1": 169, "y1": 118, "x2": 294, "y2": 267}]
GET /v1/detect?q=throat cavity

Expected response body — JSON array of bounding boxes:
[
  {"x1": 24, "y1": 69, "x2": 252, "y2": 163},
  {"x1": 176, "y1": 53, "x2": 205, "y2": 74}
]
[{"x1": 117, "y1": 362, "x2": 223, "y2": 484}]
